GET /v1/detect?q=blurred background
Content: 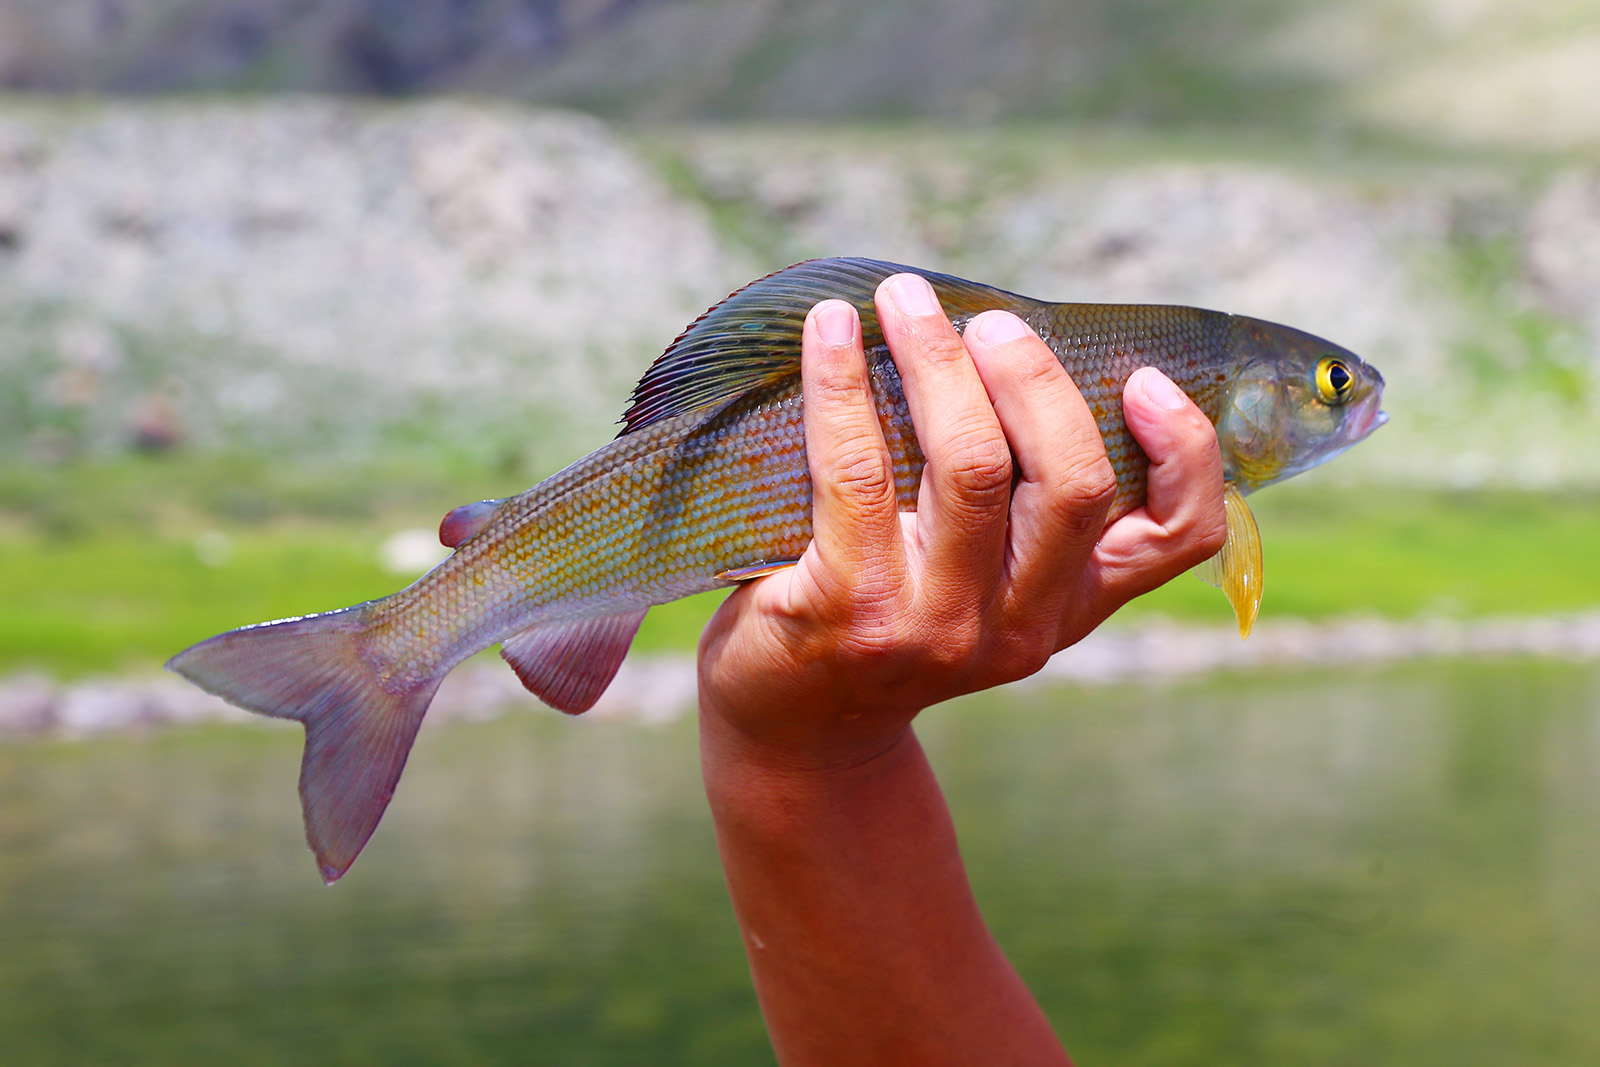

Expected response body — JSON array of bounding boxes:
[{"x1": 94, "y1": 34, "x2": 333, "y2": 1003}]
[{"x1": 3, "y1": 0, "x2": 1600, "y2": 1063}]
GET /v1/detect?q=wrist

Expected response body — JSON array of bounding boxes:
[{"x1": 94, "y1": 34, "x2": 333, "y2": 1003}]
[
  {"x1": 700, "y1": 688, "x2": 914, "y2": 772},
  {"x1": 698, "y1": 698, "x2": 921, "y2": 828}
]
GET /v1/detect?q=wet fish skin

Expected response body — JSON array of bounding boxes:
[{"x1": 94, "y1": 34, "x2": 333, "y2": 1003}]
[{"x1": 168, "y1": 257, "x2": 1386, "y2": 882}]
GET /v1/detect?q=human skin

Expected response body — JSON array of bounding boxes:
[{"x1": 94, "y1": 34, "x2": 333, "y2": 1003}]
[{"x1": 696, "y1": 273, "x2": 1229, "y2": 1066}]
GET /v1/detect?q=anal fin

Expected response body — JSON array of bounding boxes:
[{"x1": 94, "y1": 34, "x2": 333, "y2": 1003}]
[
  {"x1": 500, "y1": 609, "x2": 648, "y2": 714},
  {"x1": 1192, "y1": 482, "x2": 1263, "y2": 639}
]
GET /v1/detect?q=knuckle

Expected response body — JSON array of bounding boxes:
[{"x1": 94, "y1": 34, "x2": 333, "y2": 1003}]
[
  {"x1": 1172, "y1": 408, "x2": 1223, "y2": 460},
  {"x1": 810, "y1": 364, "x2": 873, "y2": 409},
  {"x1": 1046, "y1": 452, "x2": 1119, "y2": 529},
  {"x1": 924, "y1": 620, "x2": 984, "y2": 674},
  {"x1": 832, "y1": 610, "x2": 929, "y2": 682},
  {"x1": 1186, "y1": 402, "x2": 1222, "y2": 438},
  {"x1": 828, "y1": 444, "x2": 898, "y2": 509},
  {"x1": 836, "y1": 621, "x2": 904, "y2": 664},
  {"x1": 996, "y1": 631, "x2": 1054, "y2": 682},
  {"x1": 943, "y1": 425, "x2": 1014, "y2": 501},
  {"x1": 1071, "y1": 453, "x2": 1121, "y2": 508},
  {"x1": 916, "y1": 331, "x2": 974, "y2": 367},
  {"x1": 1007, "y1": 344, "x2": 1068, "y2": 390},
  {"x1": 787, "y1": 576, "x2": 911, "y2": 654}
]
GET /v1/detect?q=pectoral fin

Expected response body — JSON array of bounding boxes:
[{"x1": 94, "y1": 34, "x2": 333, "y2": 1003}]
[
  {"x1": 715, "y1": 558, "x2": 801, "y2": 582},
  {"x1": 1192, "y1": 482, "x2": 1263, "y2": 639}
]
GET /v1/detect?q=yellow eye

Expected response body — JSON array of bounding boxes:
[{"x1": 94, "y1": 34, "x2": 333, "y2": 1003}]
[{"x1": 1316, "y1": 356, "x2": 1354, "y2": 405}]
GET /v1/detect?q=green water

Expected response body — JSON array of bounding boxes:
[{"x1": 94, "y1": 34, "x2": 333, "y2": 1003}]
[{"x1": 3, "y1": 658, "x2": 1599, "y2": 1065}]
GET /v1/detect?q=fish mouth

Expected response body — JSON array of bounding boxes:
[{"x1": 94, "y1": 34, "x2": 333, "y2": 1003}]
[{"x1": 1348, "y1": 395, "x2": 1388, "y2": 443}]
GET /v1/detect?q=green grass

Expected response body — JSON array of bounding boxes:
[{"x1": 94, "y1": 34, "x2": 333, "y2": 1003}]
[
  {"x1": 4, "y1": 457, "x2": 1599, "y2": 677},
  {"x1": 1126, "y1": 483, "x2": 1600, "y2": 625},
  {"x1": 1, "y1": 529, "x2": 394, "y2": 676},
  {"x1": 0, "y1": 454, "x2": 734, "y2": 676},
  {"x1": 0, "y1": 527, "x2": 730, "y2": 678}
]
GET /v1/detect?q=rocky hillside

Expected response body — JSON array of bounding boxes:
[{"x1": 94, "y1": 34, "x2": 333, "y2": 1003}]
[
  {"x1": 0, "y1": 98, "x2": 741, "y2": 471},
  {"x1": 2, "y1": 97, "x2": 1598, "y2": 485},
  {"x1": 2, "y1": 0, "x2": 1598, "y2": 149}
]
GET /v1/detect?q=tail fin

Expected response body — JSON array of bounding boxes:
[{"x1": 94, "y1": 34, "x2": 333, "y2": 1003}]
[{"x1": 167, "y1": 606, "x2": 440, "y2": 884}]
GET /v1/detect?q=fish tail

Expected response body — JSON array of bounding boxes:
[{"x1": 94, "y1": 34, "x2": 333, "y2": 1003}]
[{"x1": 166, "y1": 605, "x2": 440, "y2": 884}]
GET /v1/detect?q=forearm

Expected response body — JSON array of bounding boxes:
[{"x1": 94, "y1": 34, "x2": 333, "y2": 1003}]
[
  {"x1": 700, "y1": 708, "x2": 1072, "y2": 1067},
  {"x1": 694, "y1": 285, "x2": 1221, "y2": 1064}
]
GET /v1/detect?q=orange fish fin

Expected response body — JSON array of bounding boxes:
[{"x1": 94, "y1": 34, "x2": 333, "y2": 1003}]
[
  {"x1": 500, "y1": 609, "x2": 648, "y2": 714},
  {"x1": 166, "y1": 605, "x2": 440, "y2": 884},
  {"x1": 619, "y1": 258, "x2": 1040, "y2": 434},
  {"x1": 439, "y1": 498, "x2": 504, "y2": 548},
  {"x1": 1192, "y1": 482, "x2": 1264, "y2": 639},
  {"x1": 715, "y1": 558, "x2": 801, "y2": 582}
]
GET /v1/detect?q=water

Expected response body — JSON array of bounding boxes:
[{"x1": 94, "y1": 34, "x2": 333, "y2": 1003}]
[{"x1": 2, "y1": 657, "x2": 1599, "y2": 1065}]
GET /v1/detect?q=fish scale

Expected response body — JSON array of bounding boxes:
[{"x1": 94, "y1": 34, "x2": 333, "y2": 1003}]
[
  {"x1": 368, "y1": 304, "x2": 1228, "y2": 685},
  {"x1": 168, "y1": 256, "x2": 1386, "y2": 882}
]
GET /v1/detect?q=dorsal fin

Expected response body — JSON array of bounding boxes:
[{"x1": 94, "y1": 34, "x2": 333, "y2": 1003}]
[{"x1": 619, "y1": 257, "x2": 1042, "y2": 435}]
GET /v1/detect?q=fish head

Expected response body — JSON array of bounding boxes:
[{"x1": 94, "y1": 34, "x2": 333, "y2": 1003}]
[{"x1": 1216, "y1": 315, "x2": 1387, "y2": 493}]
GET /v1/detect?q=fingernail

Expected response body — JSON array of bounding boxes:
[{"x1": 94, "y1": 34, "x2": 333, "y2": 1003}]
[
  {"x1": 888, "y1": 274, "x2": 941, "y2": 317},
  {"x1": 1138, "y1": 367, "x2": 1189, "y2": 411},
  {"x1": 971, "y1": 310, "x2": 1032, "y2": 346},
  {"x1": 816, "y1": 300, "x2": 857, "y2": 346}
]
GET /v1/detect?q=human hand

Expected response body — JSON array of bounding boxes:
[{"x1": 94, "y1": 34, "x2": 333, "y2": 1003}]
[
  {"x1": 697, "y1": 272, "x2": 1226, "y2": 776},
  {"x1": 696, "y1": 271, "x2": 1226, "y2": 1065}
]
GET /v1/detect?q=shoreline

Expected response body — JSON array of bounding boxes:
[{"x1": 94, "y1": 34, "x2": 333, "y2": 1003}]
[{"x1": 4, "y1": 611, "x2": 1599, "y2": 742}]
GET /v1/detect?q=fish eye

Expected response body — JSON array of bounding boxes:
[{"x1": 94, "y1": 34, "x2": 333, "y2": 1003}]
[{"x1": 1315, "y1": 356, "x2": 1354, "y2": 405}]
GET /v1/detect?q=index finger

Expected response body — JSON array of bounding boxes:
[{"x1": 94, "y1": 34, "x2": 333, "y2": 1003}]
[{"x1": 799, "y1": 299, "x2": 908, "y2": 610}]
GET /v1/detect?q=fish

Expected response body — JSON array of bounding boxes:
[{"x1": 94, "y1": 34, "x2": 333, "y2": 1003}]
[{"x1": 168, "y1": 257, "x2": 1387, "y2": 882}]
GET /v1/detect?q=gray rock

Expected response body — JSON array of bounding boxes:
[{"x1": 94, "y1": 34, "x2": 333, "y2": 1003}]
[
  {"x1": 0, "y1": 98, "x2": 745, "y2": 462},
  {"x1": 2, "y1": 99, "x2": 1598, "y2": 484},
  {"x1": 0, "y1": 673, "x2": 56, "y2": 735}
]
